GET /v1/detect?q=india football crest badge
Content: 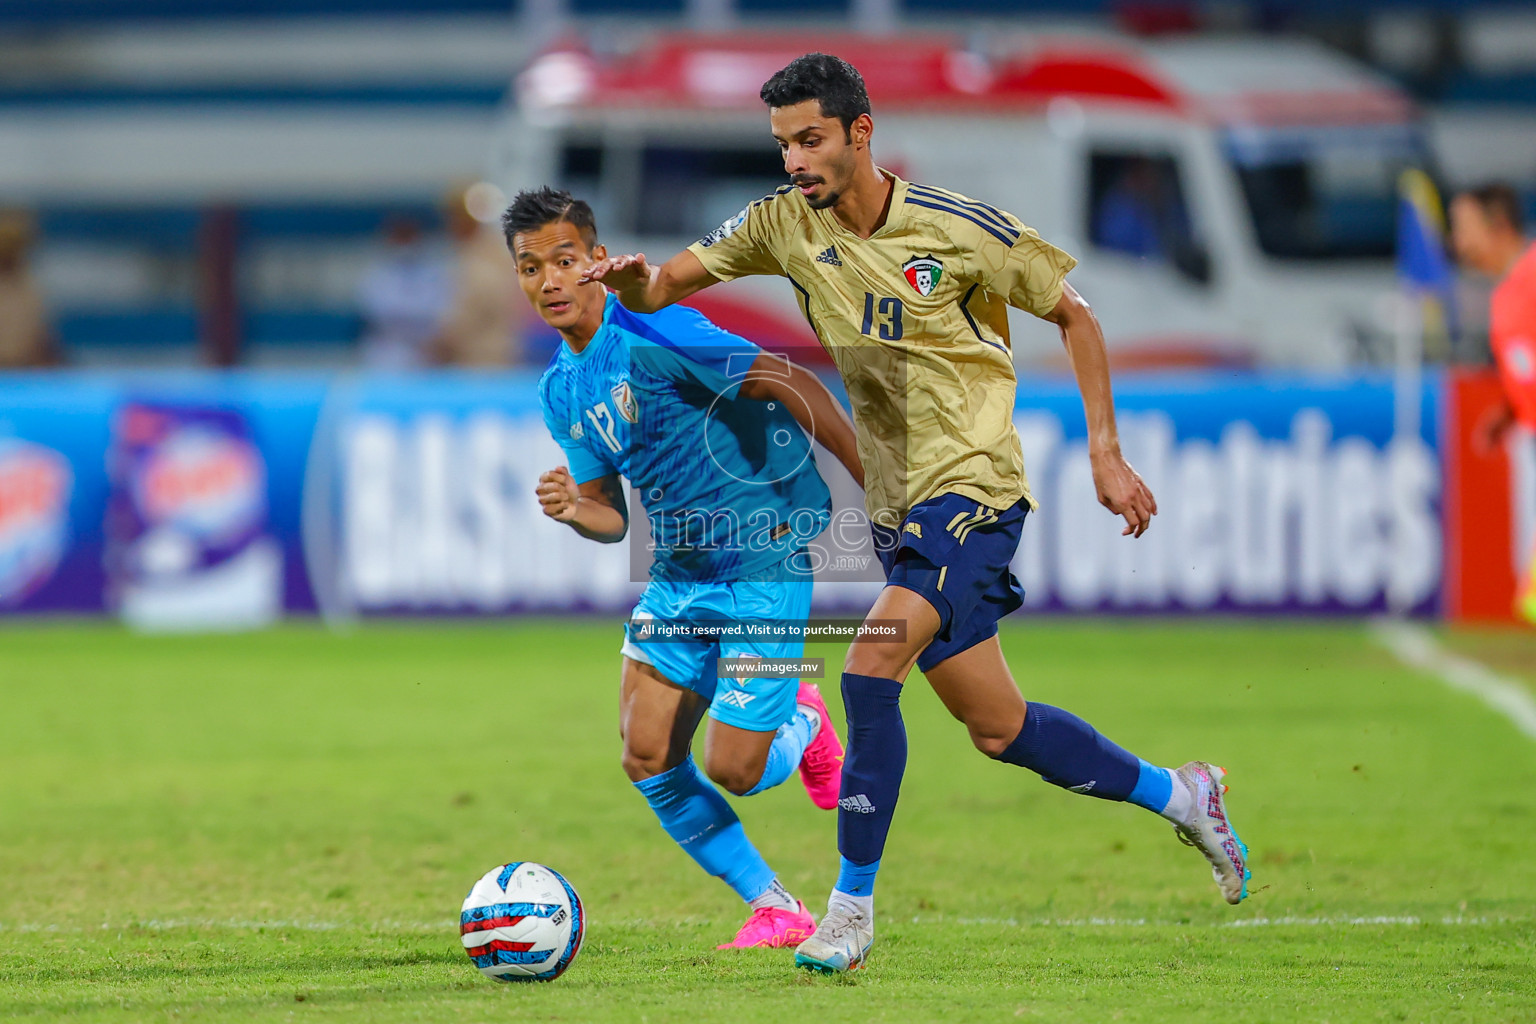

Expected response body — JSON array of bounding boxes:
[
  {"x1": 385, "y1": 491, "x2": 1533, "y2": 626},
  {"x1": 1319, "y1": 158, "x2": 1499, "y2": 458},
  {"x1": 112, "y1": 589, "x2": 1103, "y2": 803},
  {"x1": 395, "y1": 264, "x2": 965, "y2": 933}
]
[
  {"x1": 610, "y1": 379, "x2": 639, "y2": 424},
  {"x1": 902, "y1": 255, "x2": 943, "y2": 297}
]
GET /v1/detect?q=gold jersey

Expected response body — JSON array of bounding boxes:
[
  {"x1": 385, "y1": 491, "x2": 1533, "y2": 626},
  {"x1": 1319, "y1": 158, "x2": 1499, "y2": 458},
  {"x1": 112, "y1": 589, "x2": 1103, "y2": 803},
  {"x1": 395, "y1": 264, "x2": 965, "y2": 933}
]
[{"x1": 687, "y1": 170, "x2": 1077, "y2": 525}]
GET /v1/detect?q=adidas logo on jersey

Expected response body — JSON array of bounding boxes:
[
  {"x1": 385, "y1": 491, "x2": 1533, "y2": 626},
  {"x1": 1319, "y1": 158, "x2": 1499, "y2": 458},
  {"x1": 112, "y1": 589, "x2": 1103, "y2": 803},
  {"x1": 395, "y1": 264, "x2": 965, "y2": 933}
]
[
  {"x1": 839, "y1": 794, "x2": 876, "y2": 813},
  {"x1": 816, "y1": 245, "x2": 842, "y2": 267}
]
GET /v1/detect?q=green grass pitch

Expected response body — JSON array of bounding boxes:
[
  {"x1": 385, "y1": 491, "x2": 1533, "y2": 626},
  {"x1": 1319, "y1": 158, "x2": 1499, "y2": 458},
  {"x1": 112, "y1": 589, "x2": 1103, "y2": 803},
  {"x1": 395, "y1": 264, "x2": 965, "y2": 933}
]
[{"x1": 2, "y1": 620, "x2": 1534, "y2": 1022}]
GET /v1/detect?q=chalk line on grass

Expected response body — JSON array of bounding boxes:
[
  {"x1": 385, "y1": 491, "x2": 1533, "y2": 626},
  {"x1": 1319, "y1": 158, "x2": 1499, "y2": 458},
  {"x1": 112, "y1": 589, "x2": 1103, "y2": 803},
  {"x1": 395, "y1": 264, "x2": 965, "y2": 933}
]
[
  {"x1": 2, "y1": 915, "x2": 1518, "y2": 935},
  {"x1": 906, "y1": 915, "x2": 1503, "y2": 929},
  {"x1": 1370, "y1": 619, "x2": 1536, "y2": 742}
]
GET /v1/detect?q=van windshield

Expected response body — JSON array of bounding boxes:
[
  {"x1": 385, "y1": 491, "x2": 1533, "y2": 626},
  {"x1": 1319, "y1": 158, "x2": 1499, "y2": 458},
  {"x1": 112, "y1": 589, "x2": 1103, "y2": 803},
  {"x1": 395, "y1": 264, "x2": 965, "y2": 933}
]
[
  {"x1": 1224, "y1": 123, "x2": 1427, "y2": 261},
  {"x1": 556, "y1": 136, "x2": 785, "y2": 239}
]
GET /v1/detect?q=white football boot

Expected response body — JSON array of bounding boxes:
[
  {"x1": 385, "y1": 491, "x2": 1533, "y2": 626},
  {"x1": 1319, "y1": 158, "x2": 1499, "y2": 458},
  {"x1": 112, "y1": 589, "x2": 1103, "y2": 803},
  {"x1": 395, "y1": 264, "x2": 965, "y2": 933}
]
[
  {"x1": 794, "y1": 897, "x2": 874, "y2": 973},
  {"x1": 1172, "y1": 761, "x2": 1251, "y2": 904}
]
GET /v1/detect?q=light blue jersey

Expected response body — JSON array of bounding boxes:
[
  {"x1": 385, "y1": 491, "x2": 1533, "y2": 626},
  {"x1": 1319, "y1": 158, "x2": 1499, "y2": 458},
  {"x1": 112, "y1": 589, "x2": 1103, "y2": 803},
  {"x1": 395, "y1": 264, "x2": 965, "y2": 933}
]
[
  {"x1": 539, "y1": 295, "x2": 832, "y2": 729},
  {"x1": 538, "y1": 294, "x2": 832, "y2": 584},
  {"x1": 538, "y1": 294, "x2": 840, "y2": 919}
]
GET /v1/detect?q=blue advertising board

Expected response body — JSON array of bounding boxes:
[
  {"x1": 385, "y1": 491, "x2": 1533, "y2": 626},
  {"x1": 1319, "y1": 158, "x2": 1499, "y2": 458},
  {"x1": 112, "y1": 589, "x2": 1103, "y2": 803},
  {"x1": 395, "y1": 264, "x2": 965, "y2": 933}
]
[
  {"x1": 1009, "y1": 372, "x2": 1441, "y2": 615},
  {"x1": 0, "y1": 368, "x2": 1442, "y2": 621}
]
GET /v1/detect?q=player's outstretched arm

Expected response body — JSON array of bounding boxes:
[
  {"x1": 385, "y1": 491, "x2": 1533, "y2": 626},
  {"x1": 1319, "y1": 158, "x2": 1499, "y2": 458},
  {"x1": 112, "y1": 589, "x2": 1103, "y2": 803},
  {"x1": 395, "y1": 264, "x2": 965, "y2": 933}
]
[
  {"x1": 737, "y1": 353, "x2": 865, "y2": 489},
  {"x1": 537, "y1": 467, "x2": 629, "y2": 543},
  {"x1": 1042, "y1": 282, "x2": 1158, "y2": 538},
  {"x1": 578, "y1": 250, "x2": 718, "y2": 314}
]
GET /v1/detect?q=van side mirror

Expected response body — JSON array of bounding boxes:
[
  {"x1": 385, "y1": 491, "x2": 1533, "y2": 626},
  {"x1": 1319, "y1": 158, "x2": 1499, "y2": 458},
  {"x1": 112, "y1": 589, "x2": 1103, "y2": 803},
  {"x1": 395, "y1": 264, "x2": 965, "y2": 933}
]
[{"x1": 1171, "y1": 241, "x2": 1212, "y2": 286}]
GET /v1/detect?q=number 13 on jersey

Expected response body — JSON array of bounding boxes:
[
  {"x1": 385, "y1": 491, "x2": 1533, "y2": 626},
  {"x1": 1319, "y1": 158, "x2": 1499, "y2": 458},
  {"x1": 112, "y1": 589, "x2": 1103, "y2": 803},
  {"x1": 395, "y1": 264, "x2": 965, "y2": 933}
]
[{"x1": 860, "y1": 292, "x2": 904, "y2": 341}]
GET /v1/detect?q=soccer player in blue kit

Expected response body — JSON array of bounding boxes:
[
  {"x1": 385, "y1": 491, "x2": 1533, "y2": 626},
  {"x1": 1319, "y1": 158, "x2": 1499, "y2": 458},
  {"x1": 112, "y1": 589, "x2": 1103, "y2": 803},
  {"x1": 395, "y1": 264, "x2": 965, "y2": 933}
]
[{"x1": 510, "y1": 187, "x2": 863, "y2": 949}]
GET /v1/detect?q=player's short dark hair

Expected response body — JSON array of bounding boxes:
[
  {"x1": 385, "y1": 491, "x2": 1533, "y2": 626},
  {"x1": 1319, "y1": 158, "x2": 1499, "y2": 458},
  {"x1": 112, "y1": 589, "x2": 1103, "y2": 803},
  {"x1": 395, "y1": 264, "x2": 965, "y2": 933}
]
[
  {"x1": 501, "y1": 186, "x2": 598, "y2": 252},
  {"x1": 759, "y1": 53, "x2": 871, "y2": 134},
  {"x1": 1459, "y1": 182, "x2": 1526, "y2": 234}
]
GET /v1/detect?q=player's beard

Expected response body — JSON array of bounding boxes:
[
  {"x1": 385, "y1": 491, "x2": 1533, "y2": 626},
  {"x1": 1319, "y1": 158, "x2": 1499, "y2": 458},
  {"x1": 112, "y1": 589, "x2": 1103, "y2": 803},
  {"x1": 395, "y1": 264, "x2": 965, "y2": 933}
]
[
  {"x1": 805, "y1": 187, "x2": 842, "y2": 210},
  {"x1": 793, "y1": 175, "x2": 843, "y2": 210},
  {"x1": 798, "y1": 149, "x2": 855, "y2": 210}
]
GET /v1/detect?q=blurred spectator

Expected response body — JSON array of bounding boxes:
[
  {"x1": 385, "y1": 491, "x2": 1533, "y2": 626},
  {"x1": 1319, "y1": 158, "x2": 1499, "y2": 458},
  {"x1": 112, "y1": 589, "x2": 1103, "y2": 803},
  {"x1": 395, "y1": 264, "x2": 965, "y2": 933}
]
[
  {"x1": 1450, "y1": 183, "x2": 1535, "y2": 451},
  {"x1": 432, "y1": 185, "x2": 522, "y2": 367},
  {"x1": 0, "y1": 209, "x2": 57, "y2": 368},
  {"x1": 1091, "y1": 157, "x2": 1192, "y2": 262},
  {"x1": 356, "y1": 214, "x2": 452, "y2": 371},
  {"x1": 1450, "y1": 181, "x2": 1536, "y2": 624}
]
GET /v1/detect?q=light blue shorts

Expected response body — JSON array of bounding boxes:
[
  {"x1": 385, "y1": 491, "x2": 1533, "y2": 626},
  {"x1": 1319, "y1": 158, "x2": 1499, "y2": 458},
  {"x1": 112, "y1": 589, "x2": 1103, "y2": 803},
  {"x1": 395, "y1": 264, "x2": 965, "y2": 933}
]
[{"x1": 620, "y1": 556, "x2": 814, "y2": 733}]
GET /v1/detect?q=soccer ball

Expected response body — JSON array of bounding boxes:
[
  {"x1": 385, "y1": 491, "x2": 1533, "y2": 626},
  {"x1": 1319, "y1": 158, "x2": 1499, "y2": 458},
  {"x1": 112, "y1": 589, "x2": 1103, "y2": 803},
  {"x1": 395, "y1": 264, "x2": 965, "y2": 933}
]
[{"x1": 460, "y1": 862, "x2": 585, "y2": 982}]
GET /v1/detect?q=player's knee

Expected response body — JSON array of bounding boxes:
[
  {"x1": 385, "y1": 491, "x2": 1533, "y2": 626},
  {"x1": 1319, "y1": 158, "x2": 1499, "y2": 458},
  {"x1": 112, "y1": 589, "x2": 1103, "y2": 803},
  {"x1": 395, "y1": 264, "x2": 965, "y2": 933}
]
[
  {"x1": 844, "y1": 644, "x2": 911, "y2": 681},
  {"x1": 621, "y1": 746, "x2": 671, "y2": 783},
  {"x1": 971, "y1": 728, "x2": 1014, "y2": 759},
  {"x1": 966, "y1": 714, "x2": 1024, "y2": 758},
  {"x1": 701, "y1": 755, "x2": 761, "y2": 796},
  {"x1": 703, "y1": 764, "x2": 758, "y2": 798}
]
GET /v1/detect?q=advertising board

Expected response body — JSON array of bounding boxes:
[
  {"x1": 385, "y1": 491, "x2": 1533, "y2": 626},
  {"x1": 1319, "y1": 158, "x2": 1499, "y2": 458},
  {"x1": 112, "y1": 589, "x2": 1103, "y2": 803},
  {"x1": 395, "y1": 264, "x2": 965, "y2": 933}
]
[{"x1": 0, "y1": 370, "x2": 1456, "y2": 622}]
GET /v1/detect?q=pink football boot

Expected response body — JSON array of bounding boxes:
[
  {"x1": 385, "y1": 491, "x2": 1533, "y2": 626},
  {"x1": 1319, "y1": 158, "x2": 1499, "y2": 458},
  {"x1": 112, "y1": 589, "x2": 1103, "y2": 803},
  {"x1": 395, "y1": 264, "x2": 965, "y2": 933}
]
[
  {"x1": 795, "y1": 682, "x2": 845, "y2": 810},
  {"x1": 717, "y1": 901, "x2": 817, "y2": 949}
]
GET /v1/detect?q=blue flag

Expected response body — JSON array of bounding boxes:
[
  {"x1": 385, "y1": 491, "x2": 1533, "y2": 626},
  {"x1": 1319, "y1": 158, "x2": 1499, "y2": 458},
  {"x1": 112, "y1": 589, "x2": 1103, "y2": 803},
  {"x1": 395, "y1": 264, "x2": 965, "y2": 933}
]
[
  {"x1": 1396, "y1": 168, "x2": 1456, "y2": 351},
  {"x1": 1397, "y1": 169, "x2": 1453, "y2": 295}
]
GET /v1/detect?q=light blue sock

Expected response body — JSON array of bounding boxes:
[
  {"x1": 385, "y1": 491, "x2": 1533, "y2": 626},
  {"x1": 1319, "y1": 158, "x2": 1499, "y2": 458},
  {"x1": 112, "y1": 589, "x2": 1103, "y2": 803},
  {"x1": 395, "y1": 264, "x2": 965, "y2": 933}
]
[
  {"x1": 743, "y1": 705, "x2": 819, "y2": 797},
  {"x1": 634, "y1": 754, "x2": 776, "y2": 902},
  {"x1": 835, "y1": 856, "x2": 881, "y2": 897},
  {"x1": 1127, "y1": 759, "x2": 1174, "y2": 813}
]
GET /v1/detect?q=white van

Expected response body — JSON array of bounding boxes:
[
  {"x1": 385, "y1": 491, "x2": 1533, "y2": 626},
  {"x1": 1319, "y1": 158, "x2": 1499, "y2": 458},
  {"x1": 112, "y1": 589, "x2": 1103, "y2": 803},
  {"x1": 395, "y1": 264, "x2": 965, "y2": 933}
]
[{"x1": 492, "y1": 33, "x2": 1428, "y2": 370}]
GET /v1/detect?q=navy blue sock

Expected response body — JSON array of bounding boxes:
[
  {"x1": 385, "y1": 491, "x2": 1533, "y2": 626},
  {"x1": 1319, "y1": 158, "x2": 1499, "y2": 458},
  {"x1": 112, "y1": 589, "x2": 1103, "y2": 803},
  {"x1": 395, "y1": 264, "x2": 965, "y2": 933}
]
[
  {"x1": 995, "y1": 702, "x2": 1140, "y2": 801},
  {"x1": 835, "y1": 672, "x2": 906, "y2": 893}
]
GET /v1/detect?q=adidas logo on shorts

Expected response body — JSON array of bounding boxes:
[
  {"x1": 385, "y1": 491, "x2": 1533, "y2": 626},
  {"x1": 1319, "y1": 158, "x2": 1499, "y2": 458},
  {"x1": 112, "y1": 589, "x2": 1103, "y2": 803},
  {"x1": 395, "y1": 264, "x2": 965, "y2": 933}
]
[
  {"x1": 816, "y1": 245, "x2": 842, "y2": 267},
  {"x1": 716, "y1": 690, "x2": 757, "y2": 709},
  {"x1": 838, "y1": 794, "x2": 876, "y2": 813}
]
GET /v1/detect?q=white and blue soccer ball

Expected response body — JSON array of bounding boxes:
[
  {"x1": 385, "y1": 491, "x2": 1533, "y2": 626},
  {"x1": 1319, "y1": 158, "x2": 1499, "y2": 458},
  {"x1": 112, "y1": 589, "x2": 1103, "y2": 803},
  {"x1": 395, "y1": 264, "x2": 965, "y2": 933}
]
[{"x1": 460, "y1": 862, "x2": 585, "y2": 982}]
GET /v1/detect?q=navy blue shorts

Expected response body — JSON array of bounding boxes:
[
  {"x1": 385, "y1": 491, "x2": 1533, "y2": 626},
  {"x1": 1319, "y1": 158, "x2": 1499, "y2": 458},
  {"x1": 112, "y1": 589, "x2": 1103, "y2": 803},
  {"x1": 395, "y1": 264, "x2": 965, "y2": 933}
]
[{"x1": 871, "y1": 493, "x2": 1028, "y2": 673}]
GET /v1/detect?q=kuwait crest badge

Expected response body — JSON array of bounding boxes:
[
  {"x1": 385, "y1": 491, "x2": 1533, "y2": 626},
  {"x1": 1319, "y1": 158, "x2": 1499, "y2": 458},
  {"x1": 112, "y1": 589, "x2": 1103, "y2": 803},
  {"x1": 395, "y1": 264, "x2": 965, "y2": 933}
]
[{"x1": 902, "y1": 255, "x2": 943, "y2": 297}]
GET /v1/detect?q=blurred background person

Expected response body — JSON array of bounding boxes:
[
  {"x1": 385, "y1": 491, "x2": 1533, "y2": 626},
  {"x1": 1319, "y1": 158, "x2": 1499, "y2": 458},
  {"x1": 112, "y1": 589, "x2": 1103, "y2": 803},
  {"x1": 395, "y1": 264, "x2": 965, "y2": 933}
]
[
  {"x1": 1450, "y1": 181, "x2": 1536, "y2": 623},
  {"x1": 1450, "y1": 183, "x2": 1536, "y2": 453},
  {"x1": 431, "y1": 184, "x2": 522, "y2": 368},
  {"x1": 0, "y1": 209, "x2": 58, "y2": 369},
  {"x1": 1092, "y1": 156, "x2": 1190, "y2": 263},
  {"x1": 356, "y1": 213, "x2": 452, "y2": 372}
]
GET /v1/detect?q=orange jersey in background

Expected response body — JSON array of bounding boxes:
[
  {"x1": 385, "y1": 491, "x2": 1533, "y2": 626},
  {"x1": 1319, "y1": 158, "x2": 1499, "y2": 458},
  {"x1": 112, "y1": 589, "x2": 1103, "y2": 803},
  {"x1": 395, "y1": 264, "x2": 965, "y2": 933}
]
[{"x1": 1491, "y1": 242, "x2": 1536, "y2": 429}]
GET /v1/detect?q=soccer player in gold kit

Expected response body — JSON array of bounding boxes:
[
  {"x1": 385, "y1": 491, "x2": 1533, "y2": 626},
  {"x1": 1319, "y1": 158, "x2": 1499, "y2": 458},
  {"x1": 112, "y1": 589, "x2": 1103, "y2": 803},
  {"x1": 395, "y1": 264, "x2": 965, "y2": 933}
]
[{"x1": 583, "y1": 53, "x2": 1251, "y2": 972}]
